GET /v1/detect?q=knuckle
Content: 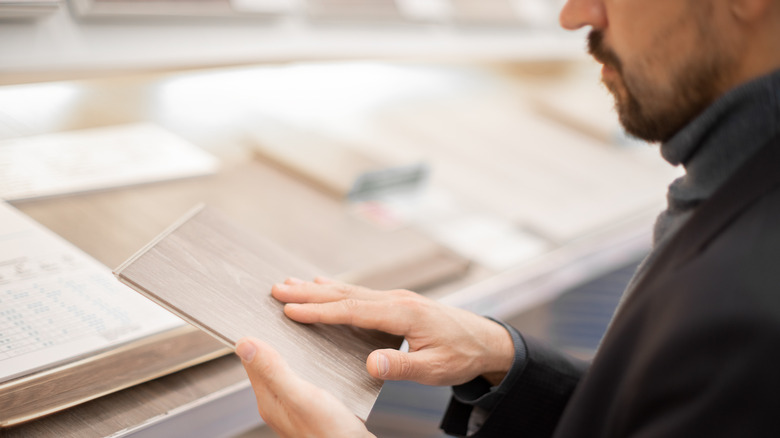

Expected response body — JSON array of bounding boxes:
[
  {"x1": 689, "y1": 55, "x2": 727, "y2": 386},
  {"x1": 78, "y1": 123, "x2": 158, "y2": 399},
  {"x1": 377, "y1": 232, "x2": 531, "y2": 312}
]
[
  {"x1": 336, "y1": 283, "x2": 358, "y2": 297},
  {"x1": 254, "y1": 359, "x2": 278, "y2": 381},
  {"x1": 428, "y1": 360, "x2": 449, "y2": 384},
  {"x1": 397, "y1": 354, "x2": 414, "y2": 378},
  {"x1": 340, "y1": 298, "x2": 361, "y2": 312},
  {"x1": 394, "y1": 293, "x2": 428, "y2": 315}
]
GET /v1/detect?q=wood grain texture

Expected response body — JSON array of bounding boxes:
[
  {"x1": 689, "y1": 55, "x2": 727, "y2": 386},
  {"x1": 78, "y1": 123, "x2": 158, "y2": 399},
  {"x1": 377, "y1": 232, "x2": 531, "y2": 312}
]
[
  {"x1": 0, "y1": 326, "x2": 227, "y2": 428},
  {"x1": 17, "y1": 161, "x2": 471, "y2": 289},
  {"x1": 0, "y1": 66, "x2": 482, "y2": 435},
  {"x1": 115, "y1": 205, "x2": 403, "y2": 421},
  {"x1": 6, "y1": 160, "x2": 472, "y2": 433},
  {"x1": 1, "y1": 354, "x2": 250, "y2": 438}
]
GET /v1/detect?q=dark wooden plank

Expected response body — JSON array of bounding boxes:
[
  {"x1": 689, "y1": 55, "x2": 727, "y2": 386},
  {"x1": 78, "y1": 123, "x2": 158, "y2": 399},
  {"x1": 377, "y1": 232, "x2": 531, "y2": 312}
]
[
  {"x1": 0, "y1": 326, "x2": 226, "y2": 428},
  {"x1": 1, "y1": 355, "x2": 249, "y2": 438}
]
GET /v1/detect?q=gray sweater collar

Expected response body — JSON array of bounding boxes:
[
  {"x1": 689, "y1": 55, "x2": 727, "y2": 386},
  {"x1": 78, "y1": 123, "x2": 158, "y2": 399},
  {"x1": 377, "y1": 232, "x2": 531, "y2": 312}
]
[
  {"x1": 611, "y1": 69, "x2": 780, "y2": 326},
  {"x1": 653, "y1": 69, "x2": 780, "y2": 244}
]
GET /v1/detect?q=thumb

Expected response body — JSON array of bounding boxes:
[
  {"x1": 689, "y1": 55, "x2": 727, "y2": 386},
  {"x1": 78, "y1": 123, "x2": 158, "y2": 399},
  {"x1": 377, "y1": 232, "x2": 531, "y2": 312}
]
[
  {"x1": 367, "y1": 349, "x2": 431, "y2": 382},
  {"x1": 236, "y1": 337, "x2": 291, "y2": 391}
]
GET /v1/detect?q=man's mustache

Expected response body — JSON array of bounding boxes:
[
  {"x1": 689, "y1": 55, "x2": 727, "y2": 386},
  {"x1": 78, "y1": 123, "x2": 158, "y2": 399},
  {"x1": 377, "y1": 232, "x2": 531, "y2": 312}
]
[{"x1": 588, "y1": 30, "x2": 623, "y2": 74}]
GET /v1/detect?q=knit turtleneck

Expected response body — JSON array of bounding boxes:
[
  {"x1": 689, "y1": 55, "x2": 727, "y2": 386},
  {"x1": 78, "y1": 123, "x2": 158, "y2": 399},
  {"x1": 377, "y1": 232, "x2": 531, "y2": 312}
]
[
  {"x1": 653, "y1": 69, "x2": 780, "y2": 246},
  {"x1": 616, "y1": 68, "x2": 780, "y2": 317}
]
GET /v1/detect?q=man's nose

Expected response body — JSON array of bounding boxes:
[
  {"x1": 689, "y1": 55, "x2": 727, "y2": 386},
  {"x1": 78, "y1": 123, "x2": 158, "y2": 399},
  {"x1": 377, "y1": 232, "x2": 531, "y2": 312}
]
[{"x1": 559, "y1": 0, "x2": 608, "y2": 30}]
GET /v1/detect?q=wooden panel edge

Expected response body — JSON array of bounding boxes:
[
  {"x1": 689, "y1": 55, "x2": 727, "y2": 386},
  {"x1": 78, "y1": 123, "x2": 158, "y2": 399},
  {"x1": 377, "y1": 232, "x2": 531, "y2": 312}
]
[
  {"x1": 114, "y1": 203, "x2": 205, "y2": 275},
  {"x1": 0, "y1": 326, "x2": 229, "y2": 428}
]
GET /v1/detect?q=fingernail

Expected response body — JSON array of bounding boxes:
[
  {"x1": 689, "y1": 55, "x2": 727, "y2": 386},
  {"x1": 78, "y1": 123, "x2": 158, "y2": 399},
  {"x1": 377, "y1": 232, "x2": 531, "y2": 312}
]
[
  {"x1": 377, "y1": 353, "x2": 389, "y2": 377},
  {"x1": 285, "y1": 303, "x2": 301, "y2": 310},
  {"x1": 274, "y1": 284, "x2": 290, "y2": 292},
  {"x1": 286, "y1": 277, "x2": 304, "y2": 284},
  {"x1": 236, "y1": 341, "x2": 257, "y2": 362}
]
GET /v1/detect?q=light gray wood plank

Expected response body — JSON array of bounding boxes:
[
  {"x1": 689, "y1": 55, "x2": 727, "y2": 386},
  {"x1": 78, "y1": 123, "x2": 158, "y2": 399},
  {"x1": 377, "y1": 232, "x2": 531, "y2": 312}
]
[
  {"x1": 116, "y1": 205, "x2": 402, "y2": 421},
  {"x1": 5, "y1": 160, "x2": 471, "y2": 433}
]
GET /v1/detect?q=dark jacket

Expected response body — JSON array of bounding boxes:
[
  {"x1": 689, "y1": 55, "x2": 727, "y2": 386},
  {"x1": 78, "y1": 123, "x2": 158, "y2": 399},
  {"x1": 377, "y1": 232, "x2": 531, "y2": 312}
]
[{"x1": 441, "y1": 81, "x2": 780, "y2": 436}]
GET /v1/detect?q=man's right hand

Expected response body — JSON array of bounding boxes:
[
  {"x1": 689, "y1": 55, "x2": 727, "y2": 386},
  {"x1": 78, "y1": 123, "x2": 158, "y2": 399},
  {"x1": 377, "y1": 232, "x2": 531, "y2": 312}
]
[{"x1": 272, "y1": 277, "x2": 515, "y2": 387}]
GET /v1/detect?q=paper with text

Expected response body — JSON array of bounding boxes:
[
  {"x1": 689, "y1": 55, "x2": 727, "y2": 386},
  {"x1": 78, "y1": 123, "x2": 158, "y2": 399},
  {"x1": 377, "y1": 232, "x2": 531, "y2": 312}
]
[{"x1": 0, "y1": 202, "x2": 182, "y2": 383}]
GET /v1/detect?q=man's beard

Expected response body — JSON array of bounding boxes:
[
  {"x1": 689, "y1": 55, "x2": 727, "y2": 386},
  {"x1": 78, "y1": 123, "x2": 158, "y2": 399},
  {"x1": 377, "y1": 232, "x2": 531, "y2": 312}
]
[{"x1": 587, "y1": 29, "x2": 733, "y2": 143}]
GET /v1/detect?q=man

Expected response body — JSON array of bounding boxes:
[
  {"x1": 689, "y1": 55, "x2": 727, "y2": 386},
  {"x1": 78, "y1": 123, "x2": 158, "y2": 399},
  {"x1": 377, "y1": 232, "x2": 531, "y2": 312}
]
[{"x1": 235, "y1": 0, "x2": 780, "y2": 435}]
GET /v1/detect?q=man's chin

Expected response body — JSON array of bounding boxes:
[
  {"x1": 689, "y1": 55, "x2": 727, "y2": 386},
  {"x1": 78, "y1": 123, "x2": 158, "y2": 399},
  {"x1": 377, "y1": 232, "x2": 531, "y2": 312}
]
[
  {"x1": 599, "y1": 76, "x2": 658, "y2": 142},
  {"x1": 603, "y1": 79, "x2": 630, "y2": 115},
  {"x1": 608, "y1": 90, "x2": 657, "y2": 142}
]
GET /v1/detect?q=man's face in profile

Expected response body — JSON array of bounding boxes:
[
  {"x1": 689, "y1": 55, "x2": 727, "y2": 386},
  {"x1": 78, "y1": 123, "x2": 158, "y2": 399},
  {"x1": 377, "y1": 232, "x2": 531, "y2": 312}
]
[{"x1": 562, "y1": 0, "x2": 740, "y2": 143}]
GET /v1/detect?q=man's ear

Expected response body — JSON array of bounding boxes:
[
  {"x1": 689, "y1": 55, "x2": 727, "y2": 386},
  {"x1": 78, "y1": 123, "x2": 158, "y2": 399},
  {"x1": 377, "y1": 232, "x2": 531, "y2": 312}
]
[{"x1": 728, "y1": 0, "x2": 773, "y2": 22}]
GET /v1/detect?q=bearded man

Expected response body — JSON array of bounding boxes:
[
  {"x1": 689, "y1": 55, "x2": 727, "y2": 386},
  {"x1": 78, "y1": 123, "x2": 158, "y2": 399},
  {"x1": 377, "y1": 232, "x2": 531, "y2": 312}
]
[{"x1": 235, "y1": 0, "x2": 780, "y2": 436}]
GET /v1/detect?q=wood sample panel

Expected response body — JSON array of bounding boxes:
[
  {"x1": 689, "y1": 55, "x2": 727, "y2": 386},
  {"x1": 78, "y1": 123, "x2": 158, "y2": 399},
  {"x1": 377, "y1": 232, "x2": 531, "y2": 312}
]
[
  {"x1": 5, "y1": 159, "x2": 470, "y2": 434},
  {"x1": 116, "y1": 205, "x2": 402, "y2": 421}
]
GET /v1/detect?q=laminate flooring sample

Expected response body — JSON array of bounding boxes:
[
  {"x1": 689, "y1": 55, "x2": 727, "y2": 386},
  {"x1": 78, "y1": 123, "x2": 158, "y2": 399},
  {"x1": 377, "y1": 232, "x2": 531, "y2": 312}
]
[{"x1": 114, "y1": 205, "x2": 402, "y2": 420}]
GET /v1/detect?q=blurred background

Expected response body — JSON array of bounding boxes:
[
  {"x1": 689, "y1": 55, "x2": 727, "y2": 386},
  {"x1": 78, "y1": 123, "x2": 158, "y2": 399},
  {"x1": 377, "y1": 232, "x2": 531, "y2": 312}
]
[{"x1": 1, "y1": 1, "x2": 682, "y2": 437}]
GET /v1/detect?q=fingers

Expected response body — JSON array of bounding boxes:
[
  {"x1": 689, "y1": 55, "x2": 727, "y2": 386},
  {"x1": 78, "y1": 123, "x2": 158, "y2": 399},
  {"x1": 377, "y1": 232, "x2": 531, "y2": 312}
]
[
  {"x1": 366, "y1": 349, "x2": 449, "y2": 385},
  {"x1": 238, "y1": 337, "x2": 327, "y2": 408},
  {"x1": 272, "y1": 278, "x2": 378, "y2": 304},
  {"x1": 236, "y1": 337, "x2": 298, "y2": 396},
  {"x1": 236, "y1": 337, "x2": 290, "y2": 430},
  {"x1": 236, "y1": 337, "x2": 373, "y2": 437},
  {"x1": 314, "y1": 276, "x2": 337, "y2": 284},
  {"x1": 275, "y1": 280, "x2": 427, "y2": 336},
  {"x1": 236, "y1": 338, "x2": 321, "y2": 427},
  {"x1": 284, "y1": 300, "x2": 412, "y2": 336}
]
